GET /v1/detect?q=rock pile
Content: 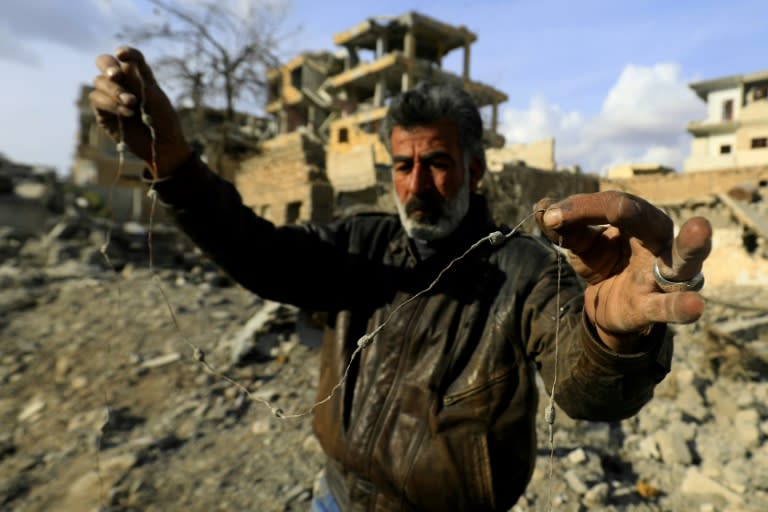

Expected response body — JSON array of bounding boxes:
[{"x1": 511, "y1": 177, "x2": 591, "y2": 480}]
[
  {"x1": 518, "y1": 285, "x2": 768, "y2": 512},
  {"x1": 2, "y1": 212, "x2": 768, "y2": 511}
]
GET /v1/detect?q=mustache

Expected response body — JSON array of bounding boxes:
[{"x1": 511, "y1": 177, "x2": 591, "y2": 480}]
[{"x1": 405, "y1": 194, "x2": 443, "y2": 217}]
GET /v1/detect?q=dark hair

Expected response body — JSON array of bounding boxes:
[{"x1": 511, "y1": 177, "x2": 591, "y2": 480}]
[{"x1": 380, "y1": 81, "x2": 486, "y2": 172}]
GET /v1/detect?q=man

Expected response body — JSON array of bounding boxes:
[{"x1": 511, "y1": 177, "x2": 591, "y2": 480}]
[{"x1": 90, "y1": 47, "x2": 712, "y2": 512}]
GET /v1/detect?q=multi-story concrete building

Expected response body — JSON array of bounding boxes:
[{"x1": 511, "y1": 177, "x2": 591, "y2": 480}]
[
  {"x1": 266, "y1": 51, "x2": 345, "y2": 138},
  {"x1": 255, "y1": 11, "x2": 509, "y2": 221},
  {"x1": 71, "y1": 85, "x2": 271, "y2": 222},
  {"x1": 684, "y1": 70, "x2": 768, "y2": 172}
]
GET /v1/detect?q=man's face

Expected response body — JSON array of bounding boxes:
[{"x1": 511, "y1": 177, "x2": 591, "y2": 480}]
[{"x1": 390, "y1": 120, "x2": 481, "y2": 241}]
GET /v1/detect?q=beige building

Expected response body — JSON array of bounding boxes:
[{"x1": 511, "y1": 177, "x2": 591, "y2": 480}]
[
  {"x1": 605, "y1": 163, "x2": 675, "y2": 179},
  {"x1": 256, "y1": 11, "x2": 509, "y2": 221},
  {"x1": 486, "y1": 138, "x2": 556, "y2": 173},
  {"x1": 235, "y1": 132, "x2": 334, "y2": 225},
  {"x1": 71, "y1": 85, "x2": 271, "y2": 222},
  {"x1": 325, "y1": 12, "x2": 508, "y2": 190},
  {"x1": 684, "y1": 70, "x2": 768, "y2": 172},
  {"x1": 266, "y1": 52, "x2": 345, "y2": 138}
]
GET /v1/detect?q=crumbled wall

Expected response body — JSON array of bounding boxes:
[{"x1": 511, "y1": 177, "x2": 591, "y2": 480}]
[
  {"x1": 600, "y1": 166, "x2": 768, "y2": 205},
  {"x1": 486, "y1": 138, "x2": 556, "y2": 172},
  {"x1": 235, "y1": 132, "x2": 332, "y2": 225}
]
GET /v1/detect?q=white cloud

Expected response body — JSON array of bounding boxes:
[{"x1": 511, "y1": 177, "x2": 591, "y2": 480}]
[{"x1": 501, "y1": 63, "x2": 706, "y2": 173}]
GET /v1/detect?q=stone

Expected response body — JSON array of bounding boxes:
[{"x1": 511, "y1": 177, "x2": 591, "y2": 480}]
[
  {"x1": 67, "y1": 407, "x2": 109, "y2": 433},
  {"x1": 697, "y1": 423, "x2": 748, "y2": 472},
  {"x1": 680, "y1": 467, "x2": 743, "y2": 506},
  {"x1": 637, "y1": 435, "x2": 660, "y2": 460},
  {"x1": 675, "y1": 366, "x2": 697, "y2": 387},
  {"x1": 707, "y1": 384, "x2": 740, "y2": 421},
  {"x1": 678, "y1": 386, "x2": 709, "y2": 422},
  {"x1": 140, "y1": 352, "x2": 182, "y2": 369},
  {"x1": 582, "y1": 482, "x2": 610, "y2": 507},
  {"x1": 251, "y1": 419, "x2": 272, "y2": 435},
  {"x1": 71, "y1": 376, "x2": 89, "y2": 389},
  {"x1": 733, "y1": 409, "x2": 761, "y2": 448},
  {"x1": 563, "y1": 469, "x2": 588, "y2": 494},
  {"x1": 566, "y1": 448, "x2": 587, "y2": 465},
  {"x1": 61, "y1": 453, "x2": 137, "y2": 511},
  {"x1": 18, "y1": 395, "x2": 45, "y2": 422},
  {"x1": 227, "y1": 300, "x2": 283, "y2": 364},
  {"x1": 55, "y1": 354, "x2": 74, "y2": 380},
  {"x1": 655, "y1": 429, "x2": 694, "y2": 465}
]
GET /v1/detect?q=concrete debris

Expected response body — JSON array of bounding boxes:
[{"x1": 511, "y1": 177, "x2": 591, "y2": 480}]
[
  {"x1": 228, "y1": 300, "x2": 299, "y2": 365},
  {"x1": 680, "y1": 467, "x2": 744, "y2": 506},
  {"x1": 140, "y1": 352, "x2": 182, "y2": 369},
  {"x1": 2, "y1": 144, "x2": 768, "y2": 512}
]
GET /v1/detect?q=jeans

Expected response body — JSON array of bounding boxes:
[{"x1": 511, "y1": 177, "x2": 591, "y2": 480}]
[{"x1": 309, "y1": 474, "x2": 340, "y2": 512}]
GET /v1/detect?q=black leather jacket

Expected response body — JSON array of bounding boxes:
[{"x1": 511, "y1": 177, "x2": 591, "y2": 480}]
[{"x1": 153, "y1": 157, "x2": 672, "y2": 511}]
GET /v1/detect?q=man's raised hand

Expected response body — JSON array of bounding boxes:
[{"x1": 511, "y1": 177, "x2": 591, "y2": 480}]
[
  {"x1": 534, "y1": 191, "x2": 712, "y2": 353},
  {"x1": 90, "y1": 47, "x2": 191, "y2": 178}
]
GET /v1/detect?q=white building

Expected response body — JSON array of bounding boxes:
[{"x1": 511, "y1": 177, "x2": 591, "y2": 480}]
[{"x1": 684, "y1": 70, "x2": 768, "y2": 172}]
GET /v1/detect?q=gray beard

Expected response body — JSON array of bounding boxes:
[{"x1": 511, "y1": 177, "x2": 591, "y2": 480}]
[{"x1": 395, "y1": 167, "x2": 471, "y2": 241}]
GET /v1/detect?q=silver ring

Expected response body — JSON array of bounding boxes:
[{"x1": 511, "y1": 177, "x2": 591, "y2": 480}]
[{"x1": 653, "y1": 260, "x2": 704, "y2": 293}]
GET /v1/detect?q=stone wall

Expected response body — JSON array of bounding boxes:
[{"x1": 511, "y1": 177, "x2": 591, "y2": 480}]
[
  {"x1": 600, "y1": 165, "x2": 768, "y2": 205},
  {"x1": 235, "y1": 132, "x2": 333, "y2": 225},
  {"x1": 486, "y1": 138, "x2": 556, "y2": 172}
]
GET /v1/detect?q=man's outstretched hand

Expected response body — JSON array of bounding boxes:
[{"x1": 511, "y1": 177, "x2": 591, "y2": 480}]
[
  {"x1": 534, "y1": 191, "x2": 712, "y2": 353},
  {"x1": 90, "y1": 47, "x2": 192, "y2": 178}
]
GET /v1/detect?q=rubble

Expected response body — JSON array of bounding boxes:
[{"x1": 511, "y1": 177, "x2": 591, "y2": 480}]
[{"x1": 3, "y1": 142, "x2": 768, "y2": 511}]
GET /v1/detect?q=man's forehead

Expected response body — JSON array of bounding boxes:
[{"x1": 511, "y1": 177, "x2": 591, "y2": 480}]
[{"x1": 390, "y1": 120, "x2": 460, "y2": 149}]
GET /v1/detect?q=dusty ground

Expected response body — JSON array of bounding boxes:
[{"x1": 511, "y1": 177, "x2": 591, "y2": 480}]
[{"x1": 2, "y1": 219, "x2": 768, "y2": 512}]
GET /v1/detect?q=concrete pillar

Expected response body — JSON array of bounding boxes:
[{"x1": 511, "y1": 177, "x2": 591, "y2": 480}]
[
  {"x1": 491, "y1": 101, "x2": 498, "y2": 137},
  {"x1": 463, "y1": 40, "x2": 471, "y2": 85},
  {"x1": 374, "y1": 75, "x2": 386, "y2": 107},
  {"x1": 308, "y1": 105, "x2": 316, "y2": 130},
  {"x1": 374, "y1": 36, "x2": 388, "y2": 106},
  {"x1": 376, "y1": 35, "x2": 388, "y2": 58},
  {"x1": 401, "y1": 29, "x2": 416, "y2": 91}
]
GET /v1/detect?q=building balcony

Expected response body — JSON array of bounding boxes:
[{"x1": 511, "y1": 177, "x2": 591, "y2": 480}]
[{"x1": 687, "y1": 119, "x2": 740, "y2": 136}]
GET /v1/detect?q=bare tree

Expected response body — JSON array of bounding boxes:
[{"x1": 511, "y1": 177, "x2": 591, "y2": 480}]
[{"x1": 119, "y1": 0, "x2": 289, "y2": 174}]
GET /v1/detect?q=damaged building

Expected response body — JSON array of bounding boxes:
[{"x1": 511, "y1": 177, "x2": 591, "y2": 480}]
[
  {"x1": 243, "y1": 11, "x2": 522, "y2": 223},
  {"x1": 601, "y1": 69, "x2": 768, "y2": 205},
  {"x1": 684, "y1": 69, "x2": 768, "y2": 172},
  {"x1": 67, "y1": 11, "x2": 604, "y2": 229},
  {"x1": 600, "y1": 69, "x2": 768, "y2": 270},
  {"x1": 71, "y1": 85, "x2": 272, "y2": 223}
]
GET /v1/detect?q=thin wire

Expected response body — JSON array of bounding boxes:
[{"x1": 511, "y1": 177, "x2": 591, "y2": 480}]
[
  {"x1": 546, "y1": 235, "x2": 564, "y2": 511},
  {"x1": 99, "y1": 67, "x2": 572, "y2": 504},
  {"x1": 107, "y1": 67, "x2": 557, "y2": 427},
  {"x1": 95, "y1": 115, "x2": 127, "y2": 508},
  {"x1": 99, "y1": 93, "x2": 569, "y2": 505},
  {"x1": 137, "y1": 203, "x2": 540, "y2": 420}
]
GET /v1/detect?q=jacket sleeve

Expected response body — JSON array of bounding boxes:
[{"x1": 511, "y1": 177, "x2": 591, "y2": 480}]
[
  {"x1": 143, "y1": 156, "x2": 382, "y2": 312},
  {"x1": 521, "y1": 238, "x2": 673, "y2": 422}
]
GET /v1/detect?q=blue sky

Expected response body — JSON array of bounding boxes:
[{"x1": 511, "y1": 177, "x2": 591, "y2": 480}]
[{"x1": 1, "y1": 0, "x2": 766, "y2": 175}]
